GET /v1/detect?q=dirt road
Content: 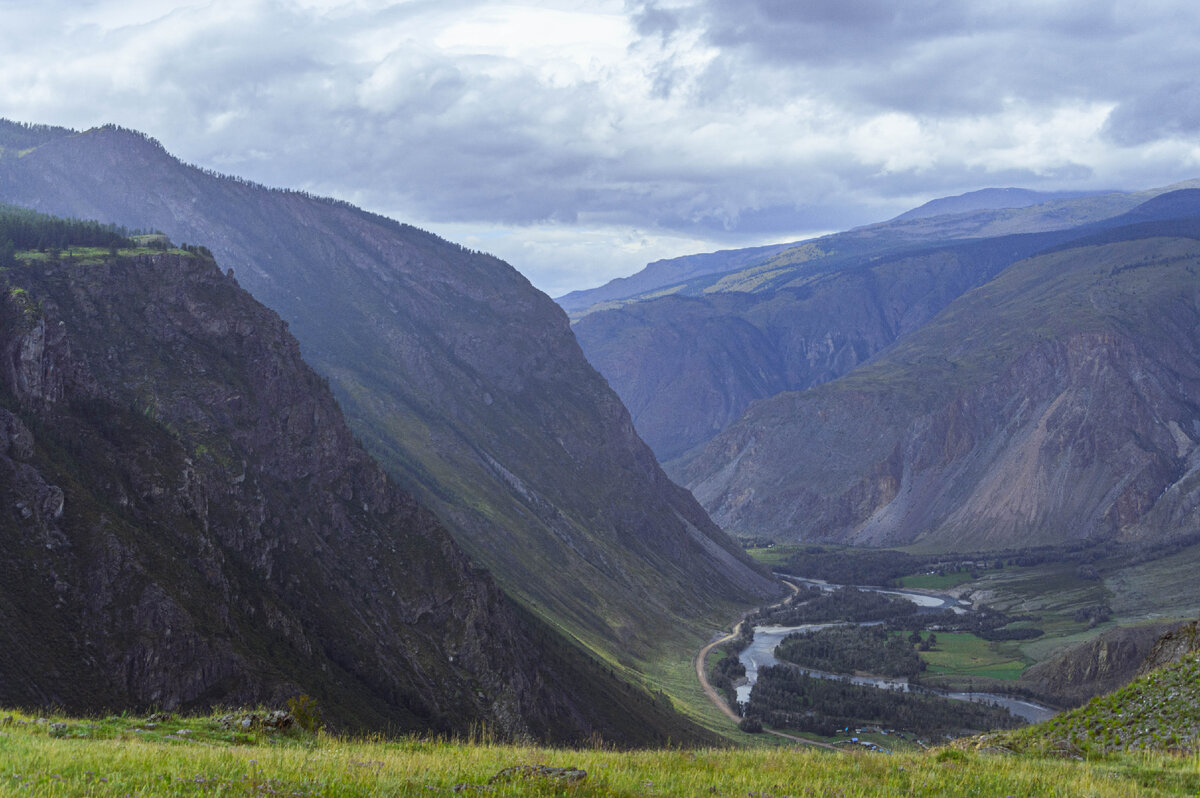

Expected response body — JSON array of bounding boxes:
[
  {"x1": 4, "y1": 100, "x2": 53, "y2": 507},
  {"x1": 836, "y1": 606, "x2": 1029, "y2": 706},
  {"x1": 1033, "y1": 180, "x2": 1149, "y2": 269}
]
[{"x1": 694, "y1": 580, "x2": 838, "y2": 750}]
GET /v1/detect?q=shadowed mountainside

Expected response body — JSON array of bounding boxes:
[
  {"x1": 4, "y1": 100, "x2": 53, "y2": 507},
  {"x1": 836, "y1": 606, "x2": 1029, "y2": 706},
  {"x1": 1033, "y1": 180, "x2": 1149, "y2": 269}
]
[
  {"x1": 0, "y1": 241, "x2": 713, "y2": 744},
  {"x1": 0, "y1": 121, "x2": 781, "y2": 669}
]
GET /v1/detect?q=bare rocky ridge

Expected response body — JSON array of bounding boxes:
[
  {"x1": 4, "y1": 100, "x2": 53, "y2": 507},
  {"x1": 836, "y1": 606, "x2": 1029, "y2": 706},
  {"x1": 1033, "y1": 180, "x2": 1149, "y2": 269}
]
[
  {"x1": 574, "y1": 237, "x2": 1061, "y2": 461},
  {"x1": 0, "y1": 250, "x2": 709, "y2": 744},
  {"x1": 1136, "y1": 618, "x2": 1200, "y2": 676},
  {"x1": 678, "y1": 232, "x2": 1200, "y2": 548},
  {"x1": 570, "y1": 182, "x2": 1200, "y2": 463}
]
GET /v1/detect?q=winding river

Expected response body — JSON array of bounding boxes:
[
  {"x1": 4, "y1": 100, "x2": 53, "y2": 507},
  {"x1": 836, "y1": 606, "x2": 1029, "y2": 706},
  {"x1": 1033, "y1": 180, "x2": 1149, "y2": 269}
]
[{"x1": 734, "y1": 579, "x2": 1057, "y2": 724}]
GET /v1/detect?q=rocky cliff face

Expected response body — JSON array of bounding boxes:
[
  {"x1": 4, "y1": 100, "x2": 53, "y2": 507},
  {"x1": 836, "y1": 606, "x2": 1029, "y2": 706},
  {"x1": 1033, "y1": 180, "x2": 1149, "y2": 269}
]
[
  {"x1": 679, "y1": 231, "x2": 1200, "y2": 549},
  {"x1": 0, "y1": 249, "x2": 708, "y2": 744},
  {"x1": 1018, "y1": 623, "x2": 1180, "y2": 707},
  {"x1": 0, "y1": 121, "x2": 780, "y2": 667},
  {"x1": 1137, "y1": 619, "x2": 1200, "y2": 677}
]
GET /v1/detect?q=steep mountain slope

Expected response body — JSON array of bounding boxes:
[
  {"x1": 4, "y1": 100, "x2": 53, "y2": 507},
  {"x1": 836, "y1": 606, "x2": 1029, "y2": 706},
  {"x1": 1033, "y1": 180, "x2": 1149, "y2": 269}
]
[
  {"x1": 679, "y1": 220, "x2": 1200, "y2": 548},
  {"x1": 1018, "y1": 622, "x2": 1180, "y2": 708},
  {"x1": 0, "y1": 121, "x2": 780, "y2": 667},
  {"x1": 0, "y1": 241, "x2": 711, "y2": 744},
  {"x1": 576, "y1": 230, "x2": 1085, "y2": 461},
  {"x1": 571, "y1": 182, "x2": 1199, "y2": 461}
]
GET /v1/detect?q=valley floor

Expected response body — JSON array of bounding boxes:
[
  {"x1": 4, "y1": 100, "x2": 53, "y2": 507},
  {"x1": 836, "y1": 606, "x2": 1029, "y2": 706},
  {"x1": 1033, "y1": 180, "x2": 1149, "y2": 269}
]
[{"x1": 0, "y1": 709, "x2": 1198, "y2": 796}]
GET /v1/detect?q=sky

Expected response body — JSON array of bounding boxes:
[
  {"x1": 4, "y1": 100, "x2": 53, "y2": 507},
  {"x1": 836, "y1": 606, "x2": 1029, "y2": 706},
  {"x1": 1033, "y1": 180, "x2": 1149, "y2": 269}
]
[{"x1": 3, "y1": 0, "x2": 1200, "y2": 296}]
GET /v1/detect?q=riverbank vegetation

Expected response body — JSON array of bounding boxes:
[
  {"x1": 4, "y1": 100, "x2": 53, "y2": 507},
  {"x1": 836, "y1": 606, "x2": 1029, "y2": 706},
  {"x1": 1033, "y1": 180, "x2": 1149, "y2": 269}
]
[
  {"x1": 744, "y1": 666, "x2": 1022, "y2": 740},
  {"x1": 2, "y1": 706, "x2": 1198, "y2": 797},
  {"x1": 747, "y1": 531, "x2": 1200, "y2": 592},
  {"x1": 775, "y1": 625, "x2": 925, "y2": 678}
]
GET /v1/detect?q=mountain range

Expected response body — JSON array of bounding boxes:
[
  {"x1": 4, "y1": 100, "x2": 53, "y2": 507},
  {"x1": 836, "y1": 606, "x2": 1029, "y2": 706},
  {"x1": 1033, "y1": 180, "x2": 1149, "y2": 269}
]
[
  {"x1": 570, "y1": 181, "x2": 1200, "y2": 463},
  {"x1": 0, "y1": 120, "x2": 791, "y2": 742},
  {"x1": 572, "y1": 183, "x2": 1200, "y2": 550}
]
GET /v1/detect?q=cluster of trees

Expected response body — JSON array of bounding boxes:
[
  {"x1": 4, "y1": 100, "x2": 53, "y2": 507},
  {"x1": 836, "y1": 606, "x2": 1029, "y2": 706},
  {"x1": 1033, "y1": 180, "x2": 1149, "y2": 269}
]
[
  {"x1": 1073, "y1": 604, "x2": 1113, "y2": 628},
  {"x1": 180, "y1": 243, "x2": 215, "y2": 260},
  {"x1": 774, "y1": 547, "x2": 925, "y2": 586},
  {"x1": 0, "y1": 204, "x2": 134, "y2": 263},
  {"x1": 709, "y1": 653, "x2": 746, "y2": 707},
  {"x1": 775, "y1": 625, "x2": 925, "y2": 678},
  {"x1": 888, "y1": 606, "x2": 1043, "y2": 641},
  {"x1": 772, "y1": 533, "x2": 1200, "y2": 588},
  {"x1": 758, "y1": 586, "x2": 921, "y2": 626},
  {"x1": 745, "y1": 666, "x2": 1022, "y2": 738}
]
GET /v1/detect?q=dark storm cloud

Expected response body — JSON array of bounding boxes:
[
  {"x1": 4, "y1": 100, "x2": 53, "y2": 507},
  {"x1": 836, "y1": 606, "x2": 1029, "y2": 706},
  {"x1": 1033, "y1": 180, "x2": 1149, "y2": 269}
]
[
  {"x1": 1104, "y1": 81, "x2": 1200, "y2": 145},
  {"x1": 641, "y1": 0, "x2": 1200, "y2": 126}
]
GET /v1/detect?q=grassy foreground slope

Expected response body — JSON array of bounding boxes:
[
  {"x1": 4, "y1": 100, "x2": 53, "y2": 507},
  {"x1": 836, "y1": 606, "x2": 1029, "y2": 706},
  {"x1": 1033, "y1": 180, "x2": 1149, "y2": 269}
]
[
  {"x1": 971, "y1": 653, "x2": 1200, "y2": 758},
  {"x1": 1, "y1": 709, "x2": 1198, "y2": 797}
]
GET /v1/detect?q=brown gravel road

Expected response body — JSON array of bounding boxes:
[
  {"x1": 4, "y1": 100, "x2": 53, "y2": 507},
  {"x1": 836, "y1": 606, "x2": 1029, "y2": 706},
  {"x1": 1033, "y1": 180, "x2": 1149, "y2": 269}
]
[{"x1": 694, "y1": 580, "x2": 838, "y2": 750}]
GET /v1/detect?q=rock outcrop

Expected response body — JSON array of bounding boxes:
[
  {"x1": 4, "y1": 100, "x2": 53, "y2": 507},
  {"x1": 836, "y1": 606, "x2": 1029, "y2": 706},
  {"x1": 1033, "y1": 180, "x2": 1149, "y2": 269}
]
[
  {"x1": 1019, "y1": 622, "x2": 1180, "y2": 707},
  {"x1": 1137, "y1": 619, "x2": 1200, "y2": 677}
]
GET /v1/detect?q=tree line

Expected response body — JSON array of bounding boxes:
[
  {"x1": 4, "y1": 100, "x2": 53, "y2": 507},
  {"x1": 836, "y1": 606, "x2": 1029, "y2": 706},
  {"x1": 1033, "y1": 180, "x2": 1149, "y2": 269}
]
[
  {"x1": 745, "y1": 666, "x2": 1022, "y2": 739},
  {"x1": 0, "y1": 204, "x2": 134, "y2": 264}
]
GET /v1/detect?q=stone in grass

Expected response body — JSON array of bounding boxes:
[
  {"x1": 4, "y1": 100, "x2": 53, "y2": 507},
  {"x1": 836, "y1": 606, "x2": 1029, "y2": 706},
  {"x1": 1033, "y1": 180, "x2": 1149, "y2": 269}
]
[
  {"x1": 488, "y1": 765, "x2": 588, "y2": 785},
  {"x1": 217, "y1": 711, "x2": 295, "y2": 731}
]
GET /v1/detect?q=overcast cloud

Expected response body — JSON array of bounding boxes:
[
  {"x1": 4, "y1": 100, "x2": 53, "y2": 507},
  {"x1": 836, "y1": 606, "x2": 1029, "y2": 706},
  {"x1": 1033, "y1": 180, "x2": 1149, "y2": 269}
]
[{"x1": 2, "y1": 0, "x2": 1199, "y2": 295}]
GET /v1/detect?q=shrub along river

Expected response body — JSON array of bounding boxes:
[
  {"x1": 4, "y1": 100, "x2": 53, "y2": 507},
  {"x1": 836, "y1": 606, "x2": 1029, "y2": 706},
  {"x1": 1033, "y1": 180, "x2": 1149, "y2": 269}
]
[{"x1": 735, "y1": 578, "x2": 1057, "y2": 724}]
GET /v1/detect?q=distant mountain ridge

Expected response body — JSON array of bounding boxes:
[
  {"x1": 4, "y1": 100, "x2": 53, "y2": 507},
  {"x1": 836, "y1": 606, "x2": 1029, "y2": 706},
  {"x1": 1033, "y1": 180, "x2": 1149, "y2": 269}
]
[
  {"x1": 572, "y1": 179, "x2": 1200, "y2": 463},
  {"x1": 678, "y1": 205, "x2": 1200, "y2": 548},
  {"x1": 0, "y1": 119, "x2": 780, "y2": 689},
  {"x1": 556, "y1": 241, "x2": 798, "y2": 315},
  {"x1": 890, "y1": 187, "x2": 1107, "y2": 222}
]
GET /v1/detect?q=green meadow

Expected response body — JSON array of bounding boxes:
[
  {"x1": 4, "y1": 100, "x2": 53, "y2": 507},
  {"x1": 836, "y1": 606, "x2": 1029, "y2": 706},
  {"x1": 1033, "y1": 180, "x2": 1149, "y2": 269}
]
[{"x1": 1, "y1": 708, "x2": 1198, "y2": 797}]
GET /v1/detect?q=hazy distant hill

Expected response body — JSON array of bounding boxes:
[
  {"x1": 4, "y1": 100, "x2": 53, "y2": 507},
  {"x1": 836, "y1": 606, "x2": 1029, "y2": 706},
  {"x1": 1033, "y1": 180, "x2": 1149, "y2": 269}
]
[
  {"x1": 0, "y1": 231, "x2": 709, "y2": 743},
  {"x1": 556, "y1": 241, "x2": 797, "y2": 315},
  {"x1": 678, "y1": 204, "x2": 1200, "y2": 548},
  {"x1": 0, "y1": 120, "x2": 780, "y2": 676},
  {"x1": 890, "y1": 187, "x2": 1105, "y2": 222}
]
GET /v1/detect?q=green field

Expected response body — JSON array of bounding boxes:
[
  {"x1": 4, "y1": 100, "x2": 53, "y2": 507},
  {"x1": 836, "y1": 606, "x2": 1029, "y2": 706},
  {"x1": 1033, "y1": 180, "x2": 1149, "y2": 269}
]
[
  {"x1": 743, "y1": 545, "x2": 800, "y2": 567},
  {"x1": 917, "y1": 632, "x2": 1029, "y2": 681},
  {"x1": 0, "y1": 708, "x2": 1197, "y2": 797}
]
